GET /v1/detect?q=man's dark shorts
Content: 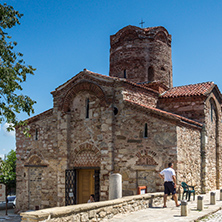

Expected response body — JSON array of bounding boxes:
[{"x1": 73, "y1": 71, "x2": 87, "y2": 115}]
[{"x1": 164, "y1": 182, "x2": 176, "y2": 195}]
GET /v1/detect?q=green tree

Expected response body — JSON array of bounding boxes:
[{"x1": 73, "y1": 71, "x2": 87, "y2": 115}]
[
  {"x1": 0, "y1": 3, "x2": 36, "y2": 131},
  {"x1": 0, "y1": 150, "x2": 16, "y2": 214},
  {"x1": 0, "y1": 149, "x2": 16, "y2": 191}
]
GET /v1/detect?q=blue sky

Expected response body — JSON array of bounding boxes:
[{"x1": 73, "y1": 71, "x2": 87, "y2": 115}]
[{"x1": 1, "y1": 0, "x2": 222, "y2": 157}]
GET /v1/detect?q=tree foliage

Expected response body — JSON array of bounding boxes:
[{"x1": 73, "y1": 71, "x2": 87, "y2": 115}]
[
  {"x1": 0, "y1": 3, "x2": 36, "y2": 130},
  {"x1": 0, "y1": 150, "x2": 16, "y2": 191}
]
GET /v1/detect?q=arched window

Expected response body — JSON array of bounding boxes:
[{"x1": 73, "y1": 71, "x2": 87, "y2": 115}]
[
  {"x1": 148, "y1": 67, "x2": 154, "y2": 82},
  {"x1": 209, "y1": 98, "x2": 218, "y2": 122},
  {"x1": 144, "y1": 123, "x2": 148, "y2": 138},
  {"x1": 86, "y1": 98, "x2": 89, "y2": 119},
  {"x1": 210, "y1": 102, "x2": 215, "y2": 122}
]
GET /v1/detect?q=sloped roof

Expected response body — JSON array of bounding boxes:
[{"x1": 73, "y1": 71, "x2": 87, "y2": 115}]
[
  {"x1": 161, "y1": 82, "x2": 215, "y2": 98},
  {"x1": 52, "y1": 69, "x2": 159, "y2": 95},
  {"x1": 25, "y1": 109, "x2": 53, "y2": 124},
  {"x1": 125, "y1": 99, "x2": 202, "y2": 129}
]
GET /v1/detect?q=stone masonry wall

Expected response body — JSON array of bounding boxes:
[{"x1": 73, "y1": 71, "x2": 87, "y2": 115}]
[
  {"x1": 109, "y1": 26, "x2": 172, "y2": 88},
  {"x1": 54, "y1": 110, "x2": 69, "y2": 207},
  {"x1": 16, "y1": 70, "x2": 222, "y2": 211},
  {"x1": 21, "y1": 193, "x2": 165, "y2": 222},
  {"x1": 176, "y1": 126, "x2": 201, "y2": 193},
  {"x1": 16, "y1": 112, "x2": 58, "y2": 211},
  {"x1": 67, "y1": 91, "x2": 113, "y2": 201},
  {"x1": 51, "y1": 72, "x2": 163, "y2": 201},
  {"x1": 158, "y1": 97, "x2": 205, "y2": 123},
  {"x1": 204, "y1": 92, "x2": 221, "y2": 191},
  {"x1": 113, "y1": 101, "x2": 179, "y2": 195},
  {"x1": 122, "y1": 88, "x2": 158, "y2": 108},
  {"x1": 51, "y1": 71, "x2": 114, "y2": 112}
]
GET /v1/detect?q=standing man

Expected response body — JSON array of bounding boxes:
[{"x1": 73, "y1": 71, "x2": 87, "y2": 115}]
[{"x1": 159, "y1": 162, "x2": 180, "y2": 208}]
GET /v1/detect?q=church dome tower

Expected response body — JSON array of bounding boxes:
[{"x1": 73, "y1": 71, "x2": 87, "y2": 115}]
[{"x1": 109, "y1": 25, "x2": 173, "y2": 88}]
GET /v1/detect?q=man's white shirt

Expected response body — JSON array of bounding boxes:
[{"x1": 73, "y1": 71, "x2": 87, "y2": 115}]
[{"x1": 160, "y1": 167, "x2": 175, "y2": 182}]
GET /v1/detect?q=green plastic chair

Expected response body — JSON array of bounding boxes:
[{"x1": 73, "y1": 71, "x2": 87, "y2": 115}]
[{"x1": 181, "y1": 182, "x2": 195, "y2": 201}]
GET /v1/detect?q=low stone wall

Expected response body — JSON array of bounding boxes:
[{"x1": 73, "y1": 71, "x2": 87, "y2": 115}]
[{"x1": 21, "y1": 193, "x2": 164, "y2": 222}]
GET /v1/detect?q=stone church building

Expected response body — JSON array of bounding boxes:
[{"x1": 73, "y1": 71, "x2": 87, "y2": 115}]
[{"x1": 16, "y1": 25, "x2": 222, "y2": 211}]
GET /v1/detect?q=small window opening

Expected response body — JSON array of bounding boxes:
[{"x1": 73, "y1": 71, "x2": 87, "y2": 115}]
[
  {"x1": 161, "y1": 67, "x2": 165, "y2": 71},
  {"x1": 148, "y1": 67, "x2": 154, "y2": 82},
  {"x1": 211, "y1": 103, "x2": 214, "y2": 122},
  {"x1": 35, "y1": 129, "x2": 38, "y2": 140},
  {"x1": 86, "y1": 98, "x2": 89, "y2": 119},
  {"x1": 123, "y1": 69, "x2": 127, "y2": 78},
  {"x1": 113, "y1": 107, "x2": 118, "y2": 115},
  {"x1": 144, "y1": 123, "x2": 148, "y2": 138}
]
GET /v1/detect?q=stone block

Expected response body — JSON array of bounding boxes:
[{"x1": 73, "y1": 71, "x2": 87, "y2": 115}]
[
  {"x1": 99, "y1": 211, "x2": 107, "y2": 218},
  {"x1": 101, "y1": 185, "x2": 108, "y2": 191},
  {"x1": 80, "y1": 212, "x2": 88, "y2": 222},
  {"x1": 104, "y1": 206, "x2": 113, "y2": 215},
  {"x1": 72, "y1": 214, "x2": 81, "y2": 222},
  {"x1": 88, "y1": 210, "x2": 96, "y2": 219}
]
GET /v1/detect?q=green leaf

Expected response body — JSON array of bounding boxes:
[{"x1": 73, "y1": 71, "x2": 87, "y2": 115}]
[
  {"x1": 0, "y1": 3, "x2": 36, "y2": 131},
  {"x1": 0, "y1": 150, "x2": 16, "y2": 192}
]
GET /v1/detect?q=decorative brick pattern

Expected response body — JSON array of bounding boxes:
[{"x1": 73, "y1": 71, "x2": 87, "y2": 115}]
[
  {"x1": 136, "y1": 149, "x2": 158, "y2": 165},
  {"x1": 25, "y1": 154, "x2": 48, "y2": 166},
  {"x1": 136, "y1": 155, "x2": 158, "y2": 166},
  {"x1": 63, "y1": 81, "x2": 107, "y2": 112},
  {"x1": 109, "y1": 25, "x2": 172, "y2": 88},
  {"x1": 71, "y1": 143, "x2": 100, "y2": 167}
]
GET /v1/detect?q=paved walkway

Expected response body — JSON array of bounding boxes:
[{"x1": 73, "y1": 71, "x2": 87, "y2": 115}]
[
  {"x1": 200, "y1": 209, "x2": 222, "y2": 221},
  {"x1": 107, "y1": 190, "x2": 222, "y2": 222},
  {"x1": 0, "y1": 209, "x2": 21, "y2": 222}
]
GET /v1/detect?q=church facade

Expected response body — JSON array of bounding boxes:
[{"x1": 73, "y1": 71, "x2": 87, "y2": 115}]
[{"x1": 16, "y1": 25, "x2": 222, "y2": 211}]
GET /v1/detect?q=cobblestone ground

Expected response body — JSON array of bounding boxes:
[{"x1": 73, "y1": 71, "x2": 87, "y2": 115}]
[{"x1": 199, "y1": 210, "x2": 222, "y2": 222}]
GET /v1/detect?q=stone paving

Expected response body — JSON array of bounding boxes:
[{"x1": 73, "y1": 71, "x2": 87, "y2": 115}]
[
  {"x1": 199, "y1": 210, "x2": 222, "y2": 222},
  {"x1": 0, "y1": 209, "x2": 21, "y2": 222},
  {"x1": 106, "y1": 190, "x2": 222, "y2": 222}
]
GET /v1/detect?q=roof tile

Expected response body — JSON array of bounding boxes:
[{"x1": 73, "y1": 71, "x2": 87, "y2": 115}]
[{"x1": 161, "y1": 82, "x2": 214, "y2": 98}]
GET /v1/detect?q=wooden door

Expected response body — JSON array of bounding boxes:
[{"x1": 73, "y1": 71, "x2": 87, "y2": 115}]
[{"x1": 77, "y1": 169, "x2": 95, "y2": 204}]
